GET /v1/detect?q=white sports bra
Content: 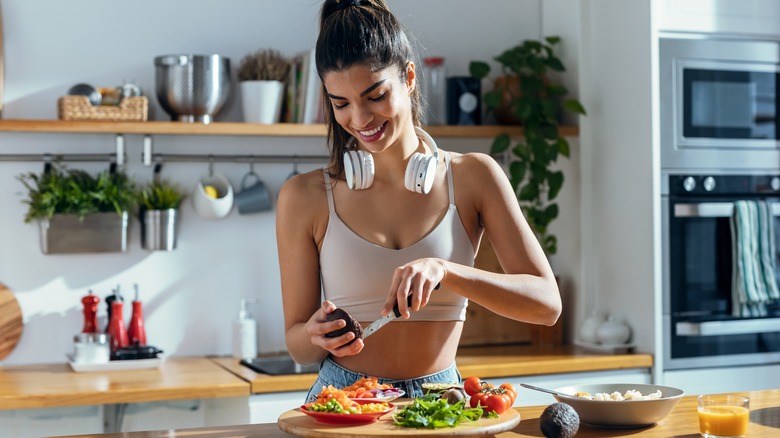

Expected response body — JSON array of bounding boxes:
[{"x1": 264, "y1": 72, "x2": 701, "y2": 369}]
[{"x1": 319, "y1": 152, "x2": 474, "y2": 322}]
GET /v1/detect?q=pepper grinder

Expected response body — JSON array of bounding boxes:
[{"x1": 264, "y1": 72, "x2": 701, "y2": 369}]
[
  {"x1": 127, "y1": 283, "x2": 147, "y2": 346},
  {"x1": 81, "y1": 290, "x2": 100, "y2": 333}
]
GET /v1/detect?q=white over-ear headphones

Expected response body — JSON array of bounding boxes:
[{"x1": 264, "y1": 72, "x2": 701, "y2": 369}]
[{"x1": 343, "y1": 126, "x2": 439, "y2": 194}]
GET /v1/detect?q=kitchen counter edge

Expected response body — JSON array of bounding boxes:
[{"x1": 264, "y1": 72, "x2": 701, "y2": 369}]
[{"x1": 211, "y1": 344, "x2": 653, "y2": 394}]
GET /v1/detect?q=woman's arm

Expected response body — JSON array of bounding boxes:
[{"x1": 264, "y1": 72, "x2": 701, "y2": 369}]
[
  {"x1": 276, "y1": 172, "x2": 364, "y2": 365},
  {"x1": 381, "y1": 153, "x2": 561, "y2": 326}
]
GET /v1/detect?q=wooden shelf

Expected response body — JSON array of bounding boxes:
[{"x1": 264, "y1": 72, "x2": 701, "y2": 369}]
[{"x1": 0, "y1": 120, "x2": 579, "y2": 138}]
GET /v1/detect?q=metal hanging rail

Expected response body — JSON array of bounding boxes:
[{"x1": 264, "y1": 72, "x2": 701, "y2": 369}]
[
  {"x1": 147, "y1": 153, "x2": 329, "y2": 165},
  {"x1": 0, "y1": 153, "x2": 118, "y2": 162},
  {"x1": 0, "y1": 134, "x2": 329, "y2": 165},
  {"x1": 0, "y1": 135, "x2": 127, "y2": 164}
]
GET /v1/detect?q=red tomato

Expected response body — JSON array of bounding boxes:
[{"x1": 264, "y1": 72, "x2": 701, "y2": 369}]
[
  {"x1": 470, "y1": 392, "x2": 488, "y2": 408},
  {"x1": 483, "y1": 393, "x2": 510, "y2": 415},
  {"x1": 500, "y1": 383, "x2": 517, "y2": 404},
  {"x1": 464, "y1": 376, "x2": 482, "y2": 396}
]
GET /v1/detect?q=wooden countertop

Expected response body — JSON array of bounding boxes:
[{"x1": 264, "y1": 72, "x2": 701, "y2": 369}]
[
  {"x1": 211, "y1": 345, "x2": 653, "y2": 394},
  {"x1": 59, "y1": 389, "x2": 780, "y2": 437},
  {"x1": 0, "y1": 345, "x2": 651, "y2": 410},
  {"x1": 0, "y1": 357, "x2": 249, "y2": 409}
]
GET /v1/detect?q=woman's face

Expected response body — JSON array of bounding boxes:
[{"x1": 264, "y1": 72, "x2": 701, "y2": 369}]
[{"x1": 323, "y1": 62, "x2": 415, "y2": 154}]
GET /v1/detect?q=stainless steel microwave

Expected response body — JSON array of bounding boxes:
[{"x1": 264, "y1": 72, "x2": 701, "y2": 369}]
[{"x1": 660, "y1": 36, "x2": 780, "y2": 171}]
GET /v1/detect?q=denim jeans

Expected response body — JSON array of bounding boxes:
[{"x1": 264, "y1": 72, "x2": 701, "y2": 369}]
[{"x1": 304, "y1": 357, "x2": 462, "y2": 403}]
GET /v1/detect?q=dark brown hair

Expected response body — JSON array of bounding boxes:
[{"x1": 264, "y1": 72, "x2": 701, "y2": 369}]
[{"x1": 316, "y1": 0, "x2": 422, "y2": 176}]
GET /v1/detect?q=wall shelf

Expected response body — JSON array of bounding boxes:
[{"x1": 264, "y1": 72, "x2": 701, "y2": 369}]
[{"x1": 0, "y1": 120, "x2": 579, "y2": 138}]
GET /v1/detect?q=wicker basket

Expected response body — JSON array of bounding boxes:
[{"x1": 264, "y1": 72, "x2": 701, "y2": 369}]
[{"x1": 57, "y1": 95, "x2": 149, "y2": 121}]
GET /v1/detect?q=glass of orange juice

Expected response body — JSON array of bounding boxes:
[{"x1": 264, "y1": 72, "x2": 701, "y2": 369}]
[{"x1": 698, "y1": 394, "x2": 750, "y2": 437}]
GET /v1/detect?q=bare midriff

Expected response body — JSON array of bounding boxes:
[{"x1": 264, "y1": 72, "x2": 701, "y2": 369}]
[{"x1": 331, "y1": 320, "x2": 463, "y2": 379}]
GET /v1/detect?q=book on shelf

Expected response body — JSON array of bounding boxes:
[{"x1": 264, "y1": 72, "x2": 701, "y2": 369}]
[{"x1": 284, "y1": 49, "x2": 323, "y2": 124}]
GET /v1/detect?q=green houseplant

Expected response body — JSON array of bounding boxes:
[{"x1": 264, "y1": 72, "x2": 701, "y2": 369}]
[
  {"x1": 136, "y1": 178, "x2": 187, "y2": 251},
  {"x1": 137, "y1": 179, "x2": 186, "y2": 211},
  {"x1": 470, "y1": 36, "x2": 586, "y2": 255},
  {"x1": 17, "y1": 161, "x2": 136, "y2": 253}
]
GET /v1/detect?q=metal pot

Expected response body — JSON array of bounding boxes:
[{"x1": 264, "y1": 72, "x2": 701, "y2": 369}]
[{"x1": 154, "y1": 54, "x2": 231, "y2": 124}]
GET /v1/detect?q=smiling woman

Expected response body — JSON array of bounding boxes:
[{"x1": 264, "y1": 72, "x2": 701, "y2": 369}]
[{"x1": 276, "y1": 0, "x2": 560, "y2": 405}]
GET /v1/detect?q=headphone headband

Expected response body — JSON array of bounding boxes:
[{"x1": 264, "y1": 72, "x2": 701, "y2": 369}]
[{"x1": 343, "y1": 126, "x2": 439, "y2": 193}]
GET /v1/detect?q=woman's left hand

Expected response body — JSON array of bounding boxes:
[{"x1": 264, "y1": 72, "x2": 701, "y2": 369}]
[{"x1": 383, "y1": 258, "x2": 446, "y2": 318}]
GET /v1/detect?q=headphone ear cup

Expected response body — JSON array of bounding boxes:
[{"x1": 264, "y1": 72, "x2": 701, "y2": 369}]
[
  {"x1": 360, "y1": 152, "x2": 375, "y2": 189},
  {"x1": 343, "y1": 151, "x2": 357, "y2": 190},
  {"x1": 418, "y1": 155, "x2": 437, "y2": 194},
  {"x1": 344, "y1": 150, "x2": 374, "y2": 190},
  {"x1": 404, "y1": 152, "x2": 424, "y2": 192}
]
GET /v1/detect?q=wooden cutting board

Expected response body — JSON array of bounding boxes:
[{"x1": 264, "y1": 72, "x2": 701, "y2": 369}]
[
  {"x1": 278, "y1": 402, "x2": 521, "y2": 437},
  {"x1": 0, "y1": 283, "x2": 23, "y2": 360}
]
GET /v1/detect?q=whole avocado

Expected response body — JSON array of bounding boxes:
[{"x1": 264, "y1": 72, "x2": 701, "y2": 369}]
[
  {"x1": 539, "y1": 402, "x2": 580, "y2": 438},
  {"x1": 324, "y1": 308, "x2": 363, "y2": 346}
]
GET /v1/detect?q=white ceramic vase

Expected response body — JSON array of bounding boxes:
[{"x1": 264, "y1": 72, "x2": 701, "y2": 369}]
[
  {"x1": 596, "y1": 316, "x2": 632, "y2": 346},
  {"x1": 579, "y1": 310, "x2": 606, "y2": 343},
  {"x1": 240, "y1": 80, "x2": 284, "y2": 124}
]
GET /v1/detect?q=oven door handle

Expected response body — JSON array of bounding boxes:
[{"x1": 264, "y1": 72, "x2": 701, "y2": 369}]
[
  {"x1": 676, "y1": 318, "x2": 780, "y2": 336},
  {"x1": 674, "y1": 202, "x2": 780, "y2": 218}
]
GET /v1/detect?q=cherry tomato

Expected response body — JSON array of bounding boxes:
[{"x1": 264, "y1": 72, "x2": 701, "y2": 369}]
[
  {"x1": 464, "y1": 376, "x2": 482, "y2": 396},
  {"x1": 483, "y1": 393, "x2": 510, "y2": 415},
  {"x1": 470, "y1": 392, "x2": 488, "y2": 408},
  {"x1": 500, "y1": 383, "x2": 517, "y2": 404}
]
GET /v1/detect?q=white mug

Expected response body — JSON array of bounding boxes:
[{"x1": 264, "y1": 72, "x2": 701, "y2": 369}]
[{"x1": 192, "y1": 172, "x2": 234, "y2": 220}]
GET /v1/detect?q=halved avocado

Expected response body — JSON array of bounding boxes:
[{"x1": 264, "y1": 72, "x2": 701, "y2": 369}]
[{"x1": 421, "y1": 382, "x2": 463, "y2": 394}]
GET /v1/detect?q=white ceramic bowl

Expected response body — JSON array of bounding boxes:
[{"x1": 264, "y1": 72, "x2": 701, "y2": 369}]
[{"x1": 552, "y1": 383, "x2": 684, "y2": 428}]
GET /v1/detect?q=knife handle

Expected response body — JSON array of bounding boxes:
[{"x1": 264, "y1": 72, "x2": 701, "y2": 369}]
[{"x1": 392, "y1": 282, "x2": 441, "y2": 318}]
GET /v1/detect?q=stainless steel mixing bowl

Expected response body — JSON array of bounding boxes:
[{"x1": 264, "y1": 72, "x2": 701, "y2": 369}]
[{"x1": 154, "y1": 54, "x2": 231, "y2": 124}]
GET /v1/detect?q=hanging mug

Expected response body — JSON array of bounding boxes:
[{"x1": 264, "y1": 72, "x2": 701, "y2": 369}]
[{"x1": 235, "y1": 165, "x2": 272, "y2": 215}]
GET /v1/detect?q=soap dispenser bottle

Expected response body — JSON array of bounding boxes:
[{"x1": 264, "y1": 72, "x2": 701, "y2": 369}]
[{"x1": 232, "y1": 299, "x2": 257, "y2": 359}]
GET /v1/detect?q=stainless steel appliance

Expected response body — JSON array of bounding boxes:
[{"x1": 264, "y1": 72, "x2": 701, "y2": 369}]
[
  {"x1": 240, "y1": 354, "x2": 319, "y2": 375},
  {"x1": 662, "y1": 174, "x2": 780, "y2": 369},
  {"x1": 661, "y1": 35, "x2": 780, "y2": 370},
  {"x1": 660, "y1": 36, "x2": 780, "y2": 171}
]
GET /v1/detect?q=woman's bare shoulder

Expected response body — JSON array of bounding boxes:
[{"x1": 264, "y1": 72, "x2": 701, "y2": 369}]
[
  {"x1": 448, "y1": 151, "x2": 506, "y2": 186},
  {"x1": 277, "y1": 168, "x2": 330, "y2": 219}
]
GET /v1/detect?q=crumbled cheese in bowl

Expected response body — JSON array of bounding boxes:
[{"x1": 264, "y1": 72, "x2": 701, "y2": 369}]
[{"x1": 576, "y1": 389, "x2": 663, "y2": 401}]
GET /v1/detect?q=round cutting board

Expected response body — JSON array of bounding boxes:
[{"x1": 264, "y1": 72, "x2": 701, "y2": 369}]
[
  {"x1": 0, "y1": 283, "x2": 23, "y2": 360},
  {"x1": 278, "y1": 402, "x2": 521, "y2": 437}
]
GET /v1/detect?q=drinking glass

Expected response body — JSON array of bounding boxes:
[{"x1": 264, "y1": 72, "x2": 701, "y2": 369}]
[{"x1": 698, "y1": 394, "x2": 750, "y2": 438}]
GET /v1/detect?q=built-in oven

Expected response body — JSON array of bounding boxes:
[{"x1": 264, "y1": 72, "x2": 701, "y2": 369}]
[
  {"x1": 662, "y1": 174, "x2": 780, "y2": 369},
  {"x1": 661, "y1": 35, "x2": 780, "y2": 370}
]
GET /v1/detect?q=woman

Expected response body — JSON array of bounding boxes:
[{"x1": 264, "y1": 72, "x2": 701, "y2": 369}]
[{"x1": 276, "y1": 0, "x2": 561, "y2": 402}]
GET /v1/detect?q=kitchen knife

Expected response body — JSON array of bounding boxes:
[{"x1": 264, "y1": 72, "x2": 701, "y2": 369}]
[{"x1": 362, "y1": 283, "x2": 440, "y2": 339}]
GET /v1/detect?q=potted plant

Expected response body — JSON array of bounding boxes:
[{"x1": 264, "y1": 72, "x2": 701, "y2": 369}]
[
  {"x1": 136, "y1": 179, "x2": 187, "y2": 251},
  {"x1": 470, "y1": 36, "x2": 587, "y2": 256},
  {"x1": 237, "y1": 48, "x2": 291, "y2": 124},
  {"x1": 17, "y1": 161, "x2": 136, "y2": 254}
]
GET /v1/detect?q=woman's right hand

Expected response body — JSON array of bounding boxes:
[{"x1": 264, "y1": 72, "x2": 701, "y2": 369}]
[{"x1": 307, "y1": 301, "x2": 364, "y2": 357}]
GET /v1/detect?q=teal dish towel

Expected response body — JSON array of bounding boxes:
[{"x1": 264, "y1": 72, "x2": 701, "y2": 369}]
[{"x1": 730, "y1": 200, "x2": 780, "y2": 317}]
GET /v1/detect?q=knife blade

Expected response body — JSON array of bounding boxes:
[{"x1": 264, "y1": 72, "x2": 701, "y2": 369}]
[{"x1": 362, "y1": 283, "x2": 440, "y2": 340}]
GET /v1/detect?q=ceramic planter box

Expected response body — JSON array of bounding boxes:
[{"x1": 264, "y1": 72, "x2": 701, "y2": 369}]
[{"x1": 38, "y1": 212, "x2": 129, "y2": 254}]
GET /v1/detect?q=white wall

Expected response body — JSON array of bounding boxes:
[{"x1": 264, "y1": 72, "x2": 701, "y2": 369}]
[
  {"x1": 1, "y1": 0, "x2": 588, "y2": 366},
  {"x1": 579, "y1": 0, "x2": 657, "y2": 357}
]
